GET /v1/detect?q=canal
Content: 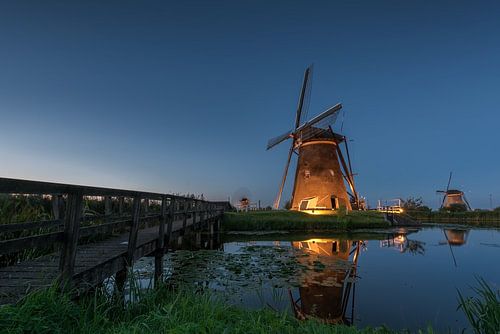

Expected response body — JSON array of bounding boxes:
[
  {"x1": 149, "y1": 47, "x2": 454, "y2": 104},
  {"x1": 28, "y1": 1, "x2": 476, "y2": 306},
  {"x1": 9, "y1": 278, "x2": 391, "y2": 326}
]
[{"x1": 134, "y1": 225, "x2": 500, "y2": 332}]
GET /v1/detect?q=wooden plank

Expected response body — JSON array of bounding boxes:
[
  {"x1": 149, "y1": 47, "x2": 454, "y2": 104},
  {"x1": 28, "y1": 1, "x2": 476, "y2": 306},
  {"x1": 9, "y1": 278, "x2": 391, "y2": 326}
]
[
  {"x1": 0, "y1": 219, "x2": 62, "y2": 233},
  {"x1": 0, "y1": 232, "x2": 63, "y2": 255},
  {"x1": 58, "y1": 191, "x2": 83, "y2": 285}
]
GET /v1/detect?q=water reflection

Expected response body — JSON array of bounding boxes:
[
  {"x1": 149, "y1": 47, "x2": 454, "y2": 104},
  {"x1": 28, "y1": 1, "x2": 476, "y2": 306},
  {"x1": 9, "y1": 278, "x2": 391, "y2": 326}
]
[
  {"x1": 131, "y1": 226, "x2": 499, "y2": 332},
  {"x1": 380, "y1": 233, "x2": 426, "y2": 255},
  {"x1": 289, "y1": 239, "x2": 363, "y2": 324},
  {"x1": 443, "y1": 228, "x2": 469, "y2": 246}
]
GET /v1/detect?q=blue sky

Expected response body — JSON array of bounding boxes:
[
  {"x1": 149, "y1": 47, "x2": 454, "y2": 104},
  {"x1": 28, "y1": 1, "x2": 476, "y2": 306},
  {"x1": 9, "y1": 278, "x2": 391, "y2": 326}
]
[{"x1": 0, "y1": 1, "x2": 499, "y2": 208}]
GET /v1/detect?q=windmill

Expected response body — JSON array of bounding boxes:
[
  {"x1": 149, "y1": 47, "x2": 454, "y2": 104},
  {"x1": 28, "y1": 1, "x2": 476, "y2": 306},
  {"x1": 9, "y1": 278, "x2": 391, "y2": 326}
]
[
  {"x1": 266, "y1": 66, "x2": 360, "y2": 212},
  {"x1": 436, "y1": 172, "x2": 471, "y2": 211}
]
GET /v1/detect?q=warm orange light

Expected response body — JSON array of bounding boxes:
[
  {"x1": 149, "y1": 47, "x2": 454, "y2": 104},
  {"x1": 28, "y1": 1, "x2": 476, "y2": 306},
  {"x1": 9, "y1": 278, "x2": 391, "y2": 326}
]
[
  {"x1": 394, "y1": 235, "x2": 406, "y2": 243},
  {"x1": 299, "y1": 209, "x2": 337, "y2": 216}
]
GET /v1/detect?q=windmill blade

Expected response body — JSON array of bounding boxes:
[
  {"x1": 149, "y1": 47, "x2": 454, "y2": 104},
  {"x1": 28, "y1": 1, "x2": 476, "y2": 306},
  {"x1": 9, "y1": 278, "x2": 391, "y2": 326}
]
[
  {"x1": 297, "y1": 103, "x2": 342, "y2": 132},
  {"x1": 340, "y1": 109, "x2": 346, "y2": 133},
  {"x1": 273, "y1": 144, "x2": 294, "y2": 209},
  {"x1": 446, "y1": 172, "x2": 452, "y2": 192},
  {"x1": 267, "y1": 130, "x2": 293, "y2": 150},
  {"x1": 463, "y1": 194, "x2": 472, "y2": 211},
  {"x1": 296, "y1": 104, "x2": 342, "y2": 142},
  {"x1": 294, "y1": 66, "x2": 313, "y2": 130},
  {"x1": 442, "y1": 229, "x2": 458, "y2": 267}
]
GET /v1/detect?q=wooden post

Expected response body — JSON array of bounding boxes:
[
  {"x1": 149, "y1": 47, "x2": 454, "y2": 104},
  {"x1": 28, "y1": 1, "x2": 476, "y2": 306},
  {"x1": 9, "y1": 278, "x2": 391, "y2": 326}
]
[
  {"x1": 165, "y1": 197, "x2": 175, "y2": 247},
  {"x1": 118, "y1": 197, "x2": 124, "y2": 216},
  {"x1": 52, "y1": 195, "x2": 60, "y2": 220},
  {"x1": 58, "y1": 191, "x2": 83, "y2": 287},
  {"x1": 192, "y1": 201, "x2": 197, "y2": 229},
  {"x1": 115, "y1": 268, "x2": 127, "y2": 294},
  {"x1": 154, "y1": 196, "x2": 167, "y2": 285},
  {"x1": 104, "y1": 196, "x2": 112, "y2": 216},
  {"x1": 126, "y1": 196, "x2": 141, "y2": 265},
  {"x1": 182, "y1": 199, "x2": 188, "y2": 235}
]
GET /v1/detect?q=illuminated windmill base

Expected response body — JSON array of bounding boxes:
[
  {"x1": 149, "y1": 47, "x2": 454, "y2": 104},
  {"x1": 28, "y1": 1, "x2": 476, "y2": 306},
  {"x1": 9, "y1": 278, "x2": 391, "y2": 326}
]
[
  {"x1": 442, "y1": 191, "x2": 468, "y2": 209},
  {"x1": 291, "y1": 140, "x2": 351, "y2": 213}
]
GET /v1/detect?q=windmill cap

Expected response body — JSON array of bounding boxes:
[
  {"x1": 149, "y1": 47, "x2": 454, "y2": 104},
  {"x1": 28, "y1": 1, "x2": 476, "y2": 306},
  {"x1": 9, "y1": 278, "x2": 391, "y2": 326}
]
[{"x1": 446, "y1": 190, "x2": 464, "y2": 195}]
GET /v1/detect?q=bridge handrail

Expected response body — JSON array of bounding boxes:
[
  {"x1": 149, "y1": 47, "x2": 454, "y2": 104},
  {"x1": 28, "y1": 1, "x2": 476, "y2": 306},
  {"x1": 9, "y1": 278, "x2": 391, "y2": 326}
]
[{"x1": 0, "y1": 177, "x2": 227, "y2": 285}]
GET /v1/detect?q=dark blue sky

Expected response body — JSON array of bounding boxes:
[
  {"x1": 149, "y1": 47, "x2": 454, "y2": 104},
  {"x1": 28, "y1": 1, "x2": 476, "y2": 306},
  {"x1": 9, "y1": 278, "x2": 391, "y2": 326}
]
[{"x1": 1, "y1": 1, "x2": 499, "y2": 208}]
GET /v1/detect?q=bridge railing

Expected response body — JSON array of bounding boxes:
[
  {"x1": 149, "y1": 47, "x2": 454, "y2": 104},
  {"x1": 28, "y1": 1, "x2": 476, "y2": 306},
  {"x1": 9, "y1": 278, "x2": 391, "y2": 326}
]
[{"x1": 0, "y1": 177, "x2": 225, "y2": 284}]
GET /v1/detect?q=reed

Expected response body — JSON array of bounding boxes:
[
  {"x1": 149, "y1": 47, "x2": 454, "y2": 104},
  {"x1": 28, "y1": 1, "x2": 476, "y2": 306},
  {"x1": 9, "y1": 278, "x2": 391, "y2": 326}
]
[{"x1": 457, "y1": 277, "x2": 500, "y2": 334}]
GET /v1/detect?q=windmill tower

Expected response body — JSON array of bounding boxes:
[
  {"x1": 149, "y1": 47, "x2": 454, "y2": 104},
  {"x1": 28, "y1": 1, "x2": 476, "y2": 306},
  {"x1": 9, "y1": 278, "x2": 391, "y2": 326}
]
[
  {"x1": 266, "y1": 66, "x2": 360, "y2": 212},
  {"x1": 436, "y1": 172, "x2": 471, "y2": 211}
]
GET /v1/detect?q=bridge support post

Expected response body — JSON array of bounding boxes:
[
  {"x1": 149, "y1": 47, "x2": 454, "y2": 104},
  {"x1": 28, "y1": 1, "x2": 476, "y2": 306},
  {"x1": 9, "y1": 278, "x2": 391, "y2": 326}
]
[
  {"x1": 104, "y1": 196, "x2": 112, "y2": 216},
  {"x1": 58, "y1": 191, "x2": 83, "y2": 288},
  {"x1": 182, "y1": 199, "x2": 188, "y2": 235},
  {"x1": 166, "y1": 197, "x2": 175, "y2": 247},
  {"x1": 51, "y1": 195, "x2": 61, "y2": 220},
  {"x1": 154, "y1": 196, "x2": 167, "y2": 286},
  {"x1": 126, "y1": 197, "x2": 141, "y2": 264},
  {"x1": 118, "y1": 197, "x2": 124, "y2": 216},
  {"x1": 115, "y1": 196, "x2": 141, "y2": 296}
]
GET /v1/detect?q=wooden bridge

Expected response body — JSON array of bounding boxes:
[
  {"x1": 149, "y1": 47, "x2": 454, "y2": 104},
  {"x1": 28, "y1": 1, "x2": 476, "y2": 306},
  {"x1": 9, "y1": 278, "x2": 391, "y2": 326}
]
[{"x1": 0, "y1": 178, "x2": 227, "y2": 304}]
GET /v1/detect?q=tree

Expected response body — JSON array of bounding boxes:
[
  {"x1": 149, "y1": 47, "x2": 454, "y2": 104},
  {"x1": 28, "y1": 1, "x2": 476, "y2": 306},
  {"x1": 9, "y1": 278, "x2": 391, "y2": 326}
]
[{"x1": 401, "y1": 197, "x2": 430, "y2": 212}]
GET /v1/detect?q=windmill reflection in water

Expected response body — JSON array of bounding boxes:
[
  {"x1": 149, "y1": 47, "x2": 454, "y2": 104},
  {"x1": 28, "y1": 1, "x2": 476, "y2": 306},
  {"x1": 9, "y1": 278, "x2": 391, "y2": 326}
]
[{"x1": 288, "y1": 238, "x2": 364, "y2": 325}]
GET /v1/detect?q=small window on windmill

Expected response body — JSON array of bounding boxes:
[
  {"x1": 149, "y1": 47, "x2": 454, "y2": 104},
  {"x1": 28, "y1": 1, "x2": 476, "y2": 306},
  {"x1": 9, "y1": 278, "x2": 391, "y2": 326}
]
[{"x1": 304, "y1": 169, "x2": 311, "y2": 179}]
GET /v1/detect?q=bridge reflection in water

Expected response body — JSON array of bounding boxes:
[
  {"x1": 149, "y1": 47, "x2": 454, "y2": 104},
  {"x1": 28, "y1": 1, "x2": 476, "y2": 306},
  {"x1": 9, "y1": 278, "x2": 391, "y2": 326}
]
[{"x1": 289, "y1": 238, "x2": 363, "y2": 325}]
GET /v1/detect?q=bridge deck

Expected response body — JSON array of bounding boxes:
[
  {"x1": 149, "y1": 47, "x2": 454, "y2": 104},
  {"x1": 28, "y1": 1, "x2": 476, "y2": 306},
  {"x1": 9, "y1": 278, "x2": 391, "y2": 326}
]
[{"x1": 0, "y1": 216, "x2": 198, "y2": 304}]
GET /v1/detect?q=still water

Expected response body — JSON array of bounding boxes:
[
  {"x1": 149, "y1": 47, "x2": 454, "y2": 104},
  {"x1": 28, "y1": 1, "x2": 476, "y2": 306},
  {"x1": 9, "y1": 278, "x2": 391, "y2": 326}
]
[{"x1": 134, "y1": 226, "x2": 500, "y2": 332}]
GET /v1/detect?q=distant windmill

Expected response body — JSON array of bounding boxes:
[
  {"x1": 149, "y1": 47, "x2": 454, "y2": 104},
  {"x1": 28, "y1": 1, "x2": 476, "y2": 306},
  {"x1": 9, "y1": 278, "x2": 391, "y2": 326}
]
[
  {"x1": 266, "y1": 66, "x2": 360, "y2": 212},
  {"x1": 436, "y1": 172, "x2": 471, "y2": 211},
  {"x1": 232, "y1": 187, "x2": 254, "y2": 211}
]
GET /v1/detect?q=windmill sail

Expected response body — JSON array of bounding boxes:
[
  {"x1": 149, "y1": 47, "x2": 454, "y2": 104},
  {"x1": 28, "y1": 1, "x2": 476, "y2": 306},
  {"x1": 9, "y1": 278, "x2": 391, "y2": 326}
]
[
  {"x1": 297, "y1": 104, "x2": 342, "y2": 142},
  {"x1": 267, "y1": 130, "x2": 293, "y2": 150},
  {"x1": 295, "y1": 66, "x2": 313, "y2": 129}
]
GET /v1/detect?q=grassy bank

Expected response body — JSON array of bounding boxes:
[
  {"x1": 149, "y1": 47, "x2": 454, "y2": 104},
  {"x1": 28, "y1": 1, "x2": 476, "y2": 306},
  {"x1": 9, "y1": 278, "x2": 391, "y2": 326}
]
[
  {"x1": 0, "y1": 285, "x2": 392, "y2": 334},
  {"x1": 1, "y1": 279, "x2": 497, "y2": 334},
  {"x1": 222, "y1": 210, "x2": 388, "y2": 231},
  {"x1": 407, "y1": 210, "x2": 500, "y2": 228}
]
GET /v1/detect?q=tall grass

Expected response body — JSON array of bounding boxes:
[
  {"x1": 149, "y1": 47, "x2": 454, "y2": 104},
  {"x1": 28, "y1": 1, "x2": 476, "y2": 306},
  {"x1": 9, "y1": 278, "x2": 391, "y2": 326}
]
[
  {"x1": 457, "y1": 277, "x2": 500, "y2": 334},
  {"x1": 1, "y1": 272, "x2": 496, "y2": 333},
  {"x1": 223, "y1": 210, "x2": 388, "y2": 231},
  {"x1": 0, "y1": 282, "x2": 394, "y2": 334}
]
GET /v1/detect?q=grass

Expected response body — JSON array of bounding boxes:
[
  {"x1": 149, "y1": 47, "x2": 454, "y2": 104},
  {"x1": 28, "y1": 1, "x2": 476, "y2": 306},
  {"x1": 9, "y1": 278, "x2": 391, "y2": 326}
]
[
  {"x1": 408, "y1": 210, "x2": 500, "y2": 227},
  {"x1": 0, "y1": 271, "x2": 496, "y2": 333},
  {"x1": 222, "y1": 210, "x2": 389, "y2": 231},
  {"x1": 457, "y1": 277, "x2": 500, "y2": 334},
  {"x1": 0, "y1": 284, "x2": 394, "y2": 334}
]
